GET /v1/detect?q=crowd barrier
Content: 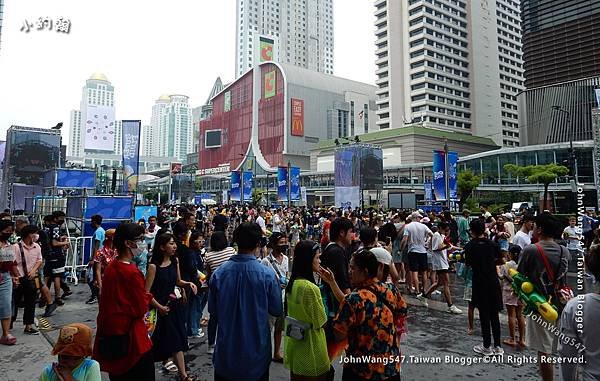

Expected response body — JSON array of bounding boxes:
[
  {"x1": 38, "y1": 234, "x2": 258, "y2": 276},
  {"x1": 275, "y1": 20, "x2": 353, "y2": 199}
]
[{"x1": 64, "y1": 236, "x2": 94, "y2": 285}]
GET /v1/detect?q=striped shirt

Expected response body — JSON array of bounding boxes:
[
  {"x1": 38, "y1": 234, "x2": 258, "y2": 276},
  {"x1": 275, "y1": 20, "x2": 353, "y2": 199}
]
[{"x1": 205, "y1": 247, "x2": 236, "y2": 275}]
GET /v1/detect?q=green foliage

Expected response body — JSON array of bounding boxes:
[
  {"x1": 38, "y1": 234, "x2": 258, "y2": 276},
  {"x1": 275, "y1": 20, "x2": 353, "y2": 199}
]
[
  {"x1": 503, "y1": 163, "x2": 569, "y2": 186},
  {"x1": 464, "y1": 198, "x2": 478, "y2": 212},
  {"x1": 457, "y1": 170, "x2": 482, "y2": 208}
]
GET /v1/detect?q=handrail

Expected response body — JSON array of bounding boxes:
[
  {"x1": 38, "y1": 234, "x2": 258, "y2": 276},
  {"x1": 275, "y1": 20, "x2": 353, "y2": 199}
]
[{"x1": 64, "y1": 236, "x2": 94, "y2": 285}]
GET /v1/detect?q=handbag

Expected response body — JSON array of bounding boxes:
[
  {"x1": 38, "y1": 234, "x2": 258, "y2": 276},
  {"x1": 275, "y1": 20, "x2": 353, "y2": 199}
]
[
  {"x1": 285, "y1": 316, "x2": 311, "y2": 340},
  {"x1": 534, "y1": 243, "x2": 574, "y2": 312}
]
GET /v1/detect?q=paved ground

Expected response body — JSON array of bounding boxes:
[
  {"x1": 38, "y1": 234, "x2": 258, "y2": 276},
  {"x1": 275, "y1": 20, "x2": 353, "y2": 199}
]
[{"x1": 1, "y1": 271, "x2": 595, "y2": 381}]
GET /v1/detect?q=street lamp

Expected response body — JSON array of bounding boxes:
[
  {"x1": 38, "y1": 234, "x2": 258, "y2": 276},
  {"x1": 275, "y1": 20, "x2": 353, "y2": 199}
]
[{"x1": 551, "y1": 105, "x2": 578, "y2": 184}]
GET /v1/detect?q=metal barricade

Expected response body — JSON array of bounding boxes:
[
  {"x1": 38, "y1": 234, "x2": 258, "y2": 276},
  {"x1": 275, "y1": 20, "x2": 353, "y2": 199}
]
[{"x1": 64, "y1": 236, "x2": 94, "y2": 285}]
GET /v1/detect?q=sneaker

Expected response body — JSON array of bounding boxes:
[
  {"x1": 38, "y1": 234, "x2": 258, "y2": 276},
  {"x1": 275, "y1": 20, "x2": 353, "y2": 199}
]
[
  {"x1": 188, "y1": 331, "x2": 205, "y2": 339},
  {"x1": 416, "y1": 293, "x2": 429, "y2": 307},
  {"x1": 493, "y1": 346, "x2": 504, "y2": 355},
  {"x1": 473, "y1": 344, "x2": 493, "y2": 356},
  {"x1": 62, "y1": 290, "x2": 73, "y2": 298},
  {"x1": 54, "y1": 299, "x2": 64, "y2": 306},
  {"x1": 85, "y1": 297, "x2": 98, "y2": 305},
  {"x1": 207, "y1": 345, "x2": 215, "y2": 354},
  {"x1": 43, "y1": 303, "x2": 58, "y2": 317},
  {"x1": 432, "y1": 290, "x2": 442, "y2": 295},
  {"x1": 447, "y1": 305, "x2": 463, "y2": 314},
  {"x1": 24, "y1": 327, "x2": 39, "y2": 335}
]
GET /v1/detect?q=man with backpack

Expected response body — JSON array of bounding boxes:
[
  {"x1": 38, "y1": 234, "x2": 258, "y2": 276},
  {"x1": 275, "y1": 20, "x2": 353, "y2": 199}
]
[{"x1": 517, "y1": 212, "x2": 571, "y2": 381}]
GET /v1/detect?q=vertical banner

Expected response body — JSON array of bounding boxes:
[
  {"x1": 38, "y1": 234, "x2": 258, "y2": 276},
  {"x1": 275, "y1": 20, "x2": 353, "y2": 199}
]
[
  {"x1": 264, "y1": 70, "x2": 276, "y2": 99},
  {"x1": 291, "y1": 98, "x2": 304, "y2": 137},
  {"x1": 224, "y1": 91, "x2": 231, "y2": 112},
  {"x1": 448, "y1": 151, "x2": 459, "y2": 200},
  {"x1": 591, "y1": 109, "x2": 600, "y2": 210},
  {"x1": 334, "y1": 147, "x2": 361, "y2": 208},
  {"x1": 424, "y1": 182, "x2": 433, "y2": 201},
  {"x1": 230, "y1": 171, "x2": 241, "y2": 202},
  {"x1": 242, "y1": 171, "x2": 253, "y2": 202},
  {"x1": 290, "y1": 167, "x2": 300, "y2": 201},
  {"x1": 277, "y1": 166, "x2": 288, "y2": 202},
  {"x1": 300, "y1": 187, "x2": 307, "y2": 206},
  {"x1": 432, "y1": 150, "x2": 446, "y2": 201},
  {"x1": 260, "y1": 36, "x2": 274, "y2": 62},
  {"x1": 121, "y1": 120, "x2": 141, "y2": 193}
]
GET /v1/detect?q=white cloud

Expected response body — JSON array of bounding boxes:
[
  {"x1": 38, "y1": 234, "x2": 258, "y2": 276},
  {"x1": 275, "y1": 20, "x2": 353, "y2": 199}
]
[{"x1": 0, "y1": 0, "x2": 375, "y2": 145}]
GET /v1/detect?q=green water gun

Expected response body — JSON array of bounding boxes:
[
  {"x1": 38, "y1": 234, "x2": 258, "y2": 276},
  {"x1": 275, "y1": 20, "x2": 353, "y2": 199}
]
[{"x1": 508, "y1": 268, "x2": 558, "y2": 322}]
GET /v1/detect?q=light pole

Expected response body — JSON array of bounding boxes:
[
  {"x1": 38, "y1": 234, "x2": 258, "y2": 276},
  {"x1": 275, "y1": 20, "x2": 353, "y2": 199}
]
[{"x1": 552, "y1": 105, "x2": 578, "y2": 213}]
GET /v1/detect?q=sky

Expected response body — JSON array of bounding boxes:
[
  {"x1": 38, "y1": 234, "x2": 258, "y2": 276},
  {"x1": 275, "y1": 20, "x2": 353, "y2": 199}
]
[{"x1": 0, "y1": 0, "x2": 375, "y2": 145}]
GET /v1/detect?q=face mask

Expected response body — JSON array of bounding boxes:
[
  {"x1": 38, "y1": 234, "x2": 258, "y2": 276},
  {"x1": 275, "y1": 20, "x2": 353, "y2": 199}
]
[
  {"x1": 130, "y1": 240, "x2": 146, "y2": 257},
  {"x1": 133, "y1": 248, "x2": 148, "y2": 264},
  {"x1": 276, "y1": 245, "x2": 289, "y2": 254},
  {"x1": 32, "y1": 234, "x2": 40, "y2": 243},
  {"x1": 0, "y1": 233, "x2": 11, "y2": 241}
]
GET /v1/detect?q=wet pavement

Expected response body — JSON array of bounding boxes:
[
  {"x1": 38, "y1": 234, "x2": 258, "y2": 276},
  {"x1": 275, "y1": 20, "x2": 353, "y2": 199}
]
[{"x1": 1, "y1": 270, "x2": 596, "y2": 380}]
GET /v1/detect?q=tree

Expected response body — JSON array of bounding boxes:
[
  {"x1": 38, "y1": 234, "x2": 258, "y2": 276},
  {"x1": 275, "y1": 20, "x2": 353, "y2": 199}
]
[
  {"x1": 457, "y1": 169, "x2": 481, "y2": 210},
  {"x1": 504, "y1": 163, "x2": 569, "y2": 211}
]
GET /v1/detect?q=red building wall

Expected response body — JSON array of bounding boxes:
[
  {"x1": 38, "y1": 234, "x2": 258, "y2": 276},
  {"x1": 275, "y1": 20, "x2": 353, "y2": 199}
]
[
  {"x1": 198, "y1": 71, "x2": 253, "y2": 173},
  {"x1": 258, "y1": 64, "x2": 285, "y2": 167}
]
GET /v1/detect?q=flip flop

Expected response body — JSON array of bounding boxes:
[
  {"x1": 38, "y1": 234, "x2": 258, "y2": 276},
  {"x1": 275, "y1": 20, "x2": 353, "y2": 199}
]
[
  {"x1": 162, "y1": 361, "x2": 178, "y2": 373},
  {"x1": 0, "y1": 335, "x2": 16, "y2": 345},
  {"x1": 503, "y1": 339, "x2": 517, "y2": 347}
]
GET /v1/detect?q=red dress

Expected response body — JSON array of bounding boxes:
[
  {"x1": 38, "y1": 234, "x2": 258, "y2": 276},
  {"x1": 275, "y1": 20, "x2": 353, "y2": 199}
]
[{"x1": 93, "y1": 260, "x2": 153, "y2": 375}]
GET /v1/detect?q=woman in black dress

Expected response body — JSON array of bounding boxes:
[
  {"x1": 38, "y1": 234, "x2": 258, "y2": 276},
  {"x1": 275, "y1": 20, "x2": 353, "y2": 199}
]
[
  {"x1": 145, "y1": 233, "x2": 198, "y2": 381},
  {"x1": 464, "y1": 219, "x2": 504, "y2": 357}
]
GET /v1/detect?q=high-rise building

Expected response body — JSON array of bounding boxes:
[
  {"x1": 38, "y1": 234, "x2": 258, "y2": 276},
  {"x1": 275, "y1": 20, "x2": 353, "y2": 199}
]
[
  {"x1": 0, "y1": 0, "x2": 4, "y2": 52},
  {"x1": 235, "y1": 0, "x2": 334, "y2": 78},
  {"x1": 373, "y1": 0, "x2": 523, "y2": 147},
  {"x1": 68, "y1": 73, "x2": 122, "y2": 157},
  {"x1": 143, "y1": 95, "x2": 193, "y2": 162},
  {"x1": 519, "y1": 0, "x2": 600, "y2": 145}
]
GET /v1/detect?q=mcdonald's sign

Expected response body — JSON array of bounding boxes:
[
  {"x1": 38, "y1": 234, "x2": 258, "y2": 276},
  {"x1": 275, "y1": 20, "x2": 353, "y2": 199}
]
[{"x1": 291, "y1": 98, "x2": 304, "y2": 137}]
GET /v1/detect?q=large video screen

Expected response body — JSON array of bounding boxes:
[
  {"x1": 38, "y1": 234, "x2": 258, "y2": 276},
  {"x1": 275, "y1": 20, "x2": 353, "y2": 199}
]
[
  {"x1": 7, "y1": 130, "x2": 61, "y2": 185},
  {"x1": 360, "y1": 146, "x2": 383, "y2": 190},
  {"x1": 205, "y1": 129, "x2": 222, "y2": 148}
]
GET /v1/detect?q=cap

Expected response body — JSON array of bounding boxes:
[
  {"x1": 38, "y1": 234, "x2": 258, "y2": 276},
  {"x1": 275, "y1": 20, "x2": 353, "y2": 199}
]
[
  {"x1": 52, "y1": 323, "x2": 93, "y2": 357},
  {"x1": 105, "y1": 228, "x2": 116, "y2": 237},
  {"x1": 421, "y1": 217, "x2": 431, "y2": 223},
  {"x1": 503, "y1": 213, "x2": 513, "y2": 220},
  {"x1": 410, "y1": 211, "x2": 423, "y2": 220},
  {"x1": 370, "y1": 247, "x2": 392, "y2": 266}
]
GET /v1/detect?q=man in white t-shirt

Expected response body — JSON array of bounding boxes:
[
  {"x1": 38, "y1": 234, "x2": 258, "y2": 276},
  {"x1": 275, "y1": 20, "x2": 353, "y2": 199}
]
[
  {"x1": 255, "y1": 210, "x2": 267, "y2": 235},
  {"x1": 400, "y1": 211, "x2": 433, "y2": 305},
  {"x1": 272, "y1": 209, "x2": 286, "y2": 234},
  {"x1": 513, "y1": 215, "x2": 534, "y2": 249}
]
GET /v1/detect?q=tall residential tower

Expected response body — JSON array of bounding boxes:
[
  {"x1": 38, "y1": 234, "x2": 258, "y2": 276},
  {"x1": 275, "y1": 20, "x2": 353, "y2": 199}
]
[
  {"x1": 235, "y1": 0, "x2": 334, "y2": 78},
  {"x1": 374, "y1": 0, "x2": 523, "y2": 147}
]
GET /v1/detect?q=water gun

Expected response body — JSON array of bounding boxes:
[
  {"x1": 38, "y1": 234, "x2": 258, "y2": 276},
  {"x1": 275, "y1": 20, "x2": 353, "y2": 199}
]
[
  {"x1": 448, "y1": 250, "x2": 464, "y2": 262},
  {"x1": 508, "y1": 268, "x2": 558, "y2": 322}
]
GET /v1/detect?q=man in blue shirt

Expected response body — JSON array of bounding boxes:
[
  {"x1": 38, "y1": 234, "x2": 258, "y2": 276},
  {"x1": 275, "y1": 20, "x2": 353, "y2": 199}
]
[
  {"x1": 87, "y1": 214, "x2": 104, "y2": 304},
  {"x1": 209, "y1": 222, "x2": 283, "y2": 381}
]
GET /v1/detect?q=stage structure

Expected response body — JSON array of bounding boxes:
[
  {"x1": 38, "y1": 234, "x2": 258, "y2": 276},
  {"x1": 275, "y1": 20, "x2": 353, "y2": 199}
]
[{"x1": 334, "y1": 143, "x2": 383, "y2": 209}]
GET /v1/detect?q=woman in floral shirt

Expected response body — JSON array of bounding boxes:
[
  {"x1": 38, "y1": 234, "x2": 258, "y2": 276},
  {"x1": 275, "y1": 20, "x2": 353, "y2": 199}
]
[
  {"x1": 321, "y1": 249, "x2": 406, "y2": 381},
  {"x1": 93, "y1": 229, "x2": 117, "y2": 293}
]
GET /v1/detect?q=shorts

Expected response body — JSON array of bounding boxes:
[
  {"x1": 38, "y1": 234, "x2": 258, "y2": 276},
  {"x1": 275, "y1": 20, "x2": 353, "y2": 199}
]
[
  {"x1": 269, "y1": 315, "x2": 284, "y2": 332},
  {"x1": 526, "y1": 314, "x2": 557, "y2": 354},
  {"x1": 463, "y1": 286, "x2": 472, "y2": 302},
  {"x1": 408, "y1": 252, "x2": 428, "y2": 272},
  {"x1": 44, "y1": 257, "x2": 66, "y2": 279},
  {"x1": 401, "y1": 248, "x2": 410, "y2": 264}
]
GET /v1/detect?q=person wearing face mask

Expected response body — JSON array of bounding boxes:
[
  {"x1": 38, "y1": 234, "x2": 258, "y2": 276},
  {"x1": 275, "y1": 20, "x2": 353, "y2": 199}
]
[
  {"x1": 93, "y1": 222, "x2": 155, "y2": 380},
  {"x1": 11, "y1": 224, "x2": 43, "y2": 335},
  {"x1": 261, "y1": 232, "x2": 290, "y2": 363},
  {"x1": 44, "y1": 211, "x2": 71, "y2": 306}
]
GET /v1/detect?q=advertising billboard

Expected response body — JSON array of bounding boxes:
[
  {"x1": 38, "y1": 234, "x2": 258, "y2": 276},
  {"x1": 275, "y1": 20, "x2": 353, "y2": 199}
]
[
  {"x1": 260, "y1": 36, "x2": 274, "y2": 62},
  {"x1": 334, "y1": 147, "x2": 360, "y2": 209},
  {"x1": 121, "y1": 120, "x2": 141, "y2": 193},
  {"x1": 424, "y1": 182, "x2": 433, "y2": 201},
  {"x1": 84, "y1": 105, "x2": 116, "y2": 151},
  {"x1": 291, "y1": 98, "x2": 304, "y2": 137},
  {"x1": 290, "y1": 167, "x2": 300, "y2": 201},
  {"x1": 360, "y1": 146, "x2": 383, "y2": 190},
  {"x1": 242, "y1": 171, "x2": 253, "y2": 202},
  {"x1": 264, "y1": 70, "x2": 276, "y2": 99},
  {"x1": 433, "y1": 150, "x2": 446, "y2": 201},
  {"x1": 277, "y1": 166, "x2": 288, "y2": 202},
  {"x1": 170, "y1": 162, "x2": 182, "y2": 175},
  {"x1": 230, "y1": 171, "x2": 241, "y2": 202},
  {"x1": 448, "y1": 151, "x2": 458, "y2": 200}
]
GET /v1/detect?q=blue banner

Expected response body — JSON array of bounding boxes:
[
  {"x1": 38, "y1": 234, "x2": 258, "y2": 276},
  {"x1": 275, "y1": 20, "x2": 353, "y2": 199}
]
[
  {"x1": 290, "y1": 167, "x2": 300, "y2": 201},
  {"x1": 448, "y1": 151, "x2": 458, "y2": 200},
  {"x1": 424, "y1": 182, "x2": 433, "y2": 201},
  {"x1": 433, "y1": 150, "x2": 446, "y2": 201},
  {"x1": 134, "y1": 205, "x2": 158, "y2": 222},
  {"x1": 243, "y1": 171, "x2": 253, "y2": 202},
  {"x1": 277, "y1": 167, "x2": 288, "y2": 202},
  {"x1": 230, "y1": 171, "x2": 241, "y2": 202},
  {"x1": 121, "y1": 120, "x2": 142, "y2": 193}
]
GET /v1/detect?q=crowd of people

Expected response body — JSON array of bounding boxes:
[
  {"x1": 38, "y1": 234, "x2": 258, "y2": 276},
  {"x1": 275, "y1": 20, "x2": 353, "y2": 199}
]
[{"x1": 0, "y1": 204, "x2": 598, "y2": 380}]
